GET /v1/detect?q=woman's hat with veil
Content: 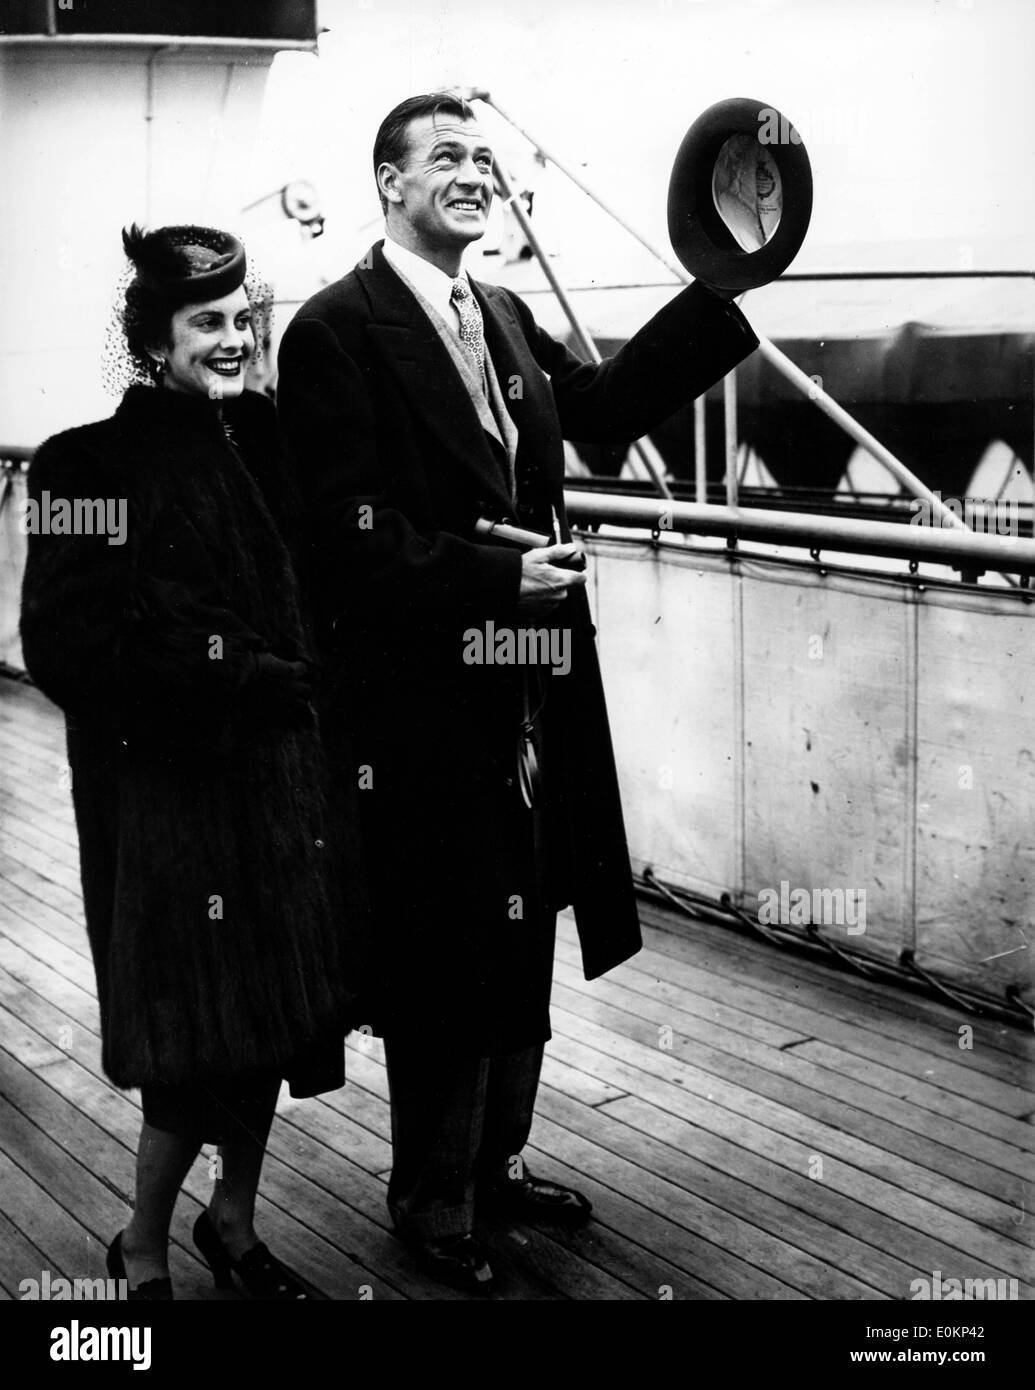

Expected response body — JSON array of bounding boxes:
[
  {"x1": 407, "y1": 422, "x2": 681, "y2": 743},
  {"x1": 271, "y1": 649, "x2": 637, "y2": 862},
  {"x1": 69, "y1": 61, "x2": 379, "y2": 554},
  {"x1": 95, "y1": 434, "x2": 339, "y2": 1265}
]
[
  {"x1": 103, "y1": 223, "x2": 271, "y2": 394},
  {"x1": 121, "y1": 224, "x2": 248, "y2": 302}
]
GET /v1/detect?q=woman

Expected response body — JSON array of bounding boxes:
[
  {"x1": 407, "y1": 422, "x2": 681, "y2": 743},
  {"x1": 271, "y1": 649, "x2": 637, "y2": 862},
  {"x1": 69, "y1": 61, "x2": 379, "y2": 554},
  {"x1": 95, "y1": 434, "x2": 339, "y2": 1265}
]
[{"x1": 20, "y1": 225, "x2": 362, "y2": 1300}]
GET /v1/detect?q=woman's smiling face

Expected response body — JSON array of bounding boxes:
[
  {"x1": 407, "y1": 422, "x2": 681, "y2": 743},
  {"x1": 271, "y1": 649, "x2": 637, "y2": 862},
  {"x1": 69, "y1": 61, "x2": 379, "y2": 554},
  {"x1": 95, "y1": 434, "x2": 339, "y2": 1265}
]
[{"x1": 157, "y1": 287, "x2": 254, "y2": 399}]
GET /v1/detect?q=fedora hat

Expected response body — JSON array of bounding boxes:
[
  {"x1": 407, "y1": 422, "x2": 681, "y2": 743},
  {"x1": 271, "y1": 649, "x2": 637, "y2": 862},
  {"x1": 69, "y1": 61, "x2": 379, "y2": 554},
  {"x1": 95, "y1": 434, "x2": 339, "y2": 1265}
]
[{"x1": 667, "y1": 97, "x2": 812, "y2": 294}]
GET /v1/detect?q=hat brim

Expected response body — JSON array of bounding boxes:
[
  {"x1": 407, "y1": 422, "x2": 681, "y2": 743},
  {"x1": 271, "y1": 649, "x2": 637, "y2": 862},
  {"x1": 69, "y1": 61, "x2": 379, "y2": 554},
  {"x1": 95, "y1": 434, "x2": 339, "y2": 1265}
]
[{"x1": 667, "y1": 97, "x2": 812, "y2": 294}]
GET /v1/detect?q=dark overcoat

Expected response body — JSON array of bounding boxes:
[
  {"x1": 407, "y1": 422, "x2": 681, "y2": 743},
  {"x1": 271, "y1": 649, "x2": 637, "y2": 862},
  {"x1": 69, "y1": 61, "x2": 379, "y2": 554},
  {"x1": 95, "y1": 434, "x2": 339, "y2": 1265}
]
[
  {"x1": 19, "y1": 385, "x2": 363, "y2": 1091},
  {"x1": 276, "y1": 242, "x2": 757, "y2": 1053}
]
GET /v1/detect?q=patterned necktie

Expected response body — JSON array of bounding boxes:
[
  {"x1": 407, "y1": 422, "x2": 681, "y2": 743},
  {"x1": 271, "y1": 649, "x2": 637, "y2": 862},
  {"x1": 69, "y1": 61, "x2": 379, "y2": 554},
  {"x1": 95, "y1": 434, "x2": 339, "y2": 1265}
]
[{"x1": 450, "y1": 277, "x2": 485, "y2": 381}]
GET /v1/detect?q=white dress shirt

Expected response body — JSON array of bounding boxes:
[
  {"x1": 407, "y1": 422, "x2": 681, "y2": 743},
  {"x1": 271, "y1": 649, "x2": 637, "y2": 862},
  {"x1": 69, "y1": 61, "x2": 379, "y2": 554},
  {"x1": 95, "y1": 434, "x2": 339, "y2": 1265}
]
[
  {"x1": 380, "y1": 231, "x2": 519, "y2": 500},
  {"x1": 382, "y1": 234, "x2": 468, "y2": 336}
]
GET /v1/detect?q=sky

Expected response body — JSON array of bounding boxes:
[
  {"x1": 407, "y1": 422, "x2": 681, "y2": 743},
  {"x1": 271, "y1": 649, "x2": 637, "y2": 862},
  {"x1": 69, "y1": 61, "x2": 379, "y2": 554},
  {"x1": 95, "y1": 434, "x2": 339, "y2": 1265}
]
[
  {"x1": 249, "y1": 0, "x2": 1035, "y2": 285},
  {"x1": 2, "y1": 0, "x2": 1031, "y2": 447}
]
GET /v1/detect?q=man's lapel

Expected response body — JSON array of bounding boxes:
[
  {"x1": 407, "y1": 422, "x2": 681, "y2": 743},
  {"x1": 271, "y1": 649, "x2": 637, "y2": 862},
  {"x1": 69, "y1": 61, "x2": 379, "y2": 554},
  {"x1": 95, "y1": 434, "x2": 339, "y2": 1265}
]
[
  {"x1": 358, "y1": 243, "x2": 514, "y2": 515},
  {"x1": 473, "y1": 280, "x2": 563, "y2": 510}
]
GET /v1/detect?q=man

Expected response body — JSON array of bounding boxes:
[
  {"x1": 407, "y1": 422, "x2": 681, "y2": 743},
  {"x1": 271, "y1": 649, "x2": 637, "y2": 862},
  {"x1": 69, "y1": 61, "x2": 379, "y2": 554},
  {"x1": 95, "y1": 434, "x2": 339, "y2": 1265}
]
[{"x1": 277, "y1": 92, "x2": 757, "y2": 1295}]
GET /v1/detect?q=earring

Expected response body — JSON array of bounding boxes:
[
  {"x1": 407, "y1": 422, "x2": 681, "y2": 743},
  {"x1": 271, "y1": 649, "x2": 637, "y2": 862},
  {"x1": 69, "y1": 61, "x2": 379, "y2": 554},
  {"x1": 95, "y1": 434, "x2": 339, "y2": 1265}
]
[{"x1": 149, "y1": 355, "x2": 166, "y2": 379}]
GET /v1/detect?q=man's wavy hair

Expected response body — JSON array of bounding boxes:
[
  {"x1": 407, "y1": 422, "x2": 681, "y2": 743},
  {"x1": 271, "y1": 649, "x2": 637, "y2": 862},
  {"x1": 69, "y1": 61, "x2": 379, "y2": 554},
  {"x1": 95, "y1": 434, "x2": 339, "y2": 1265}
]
[{"x1": 372, "y1": 92, "x2": 478, "y2": 215}]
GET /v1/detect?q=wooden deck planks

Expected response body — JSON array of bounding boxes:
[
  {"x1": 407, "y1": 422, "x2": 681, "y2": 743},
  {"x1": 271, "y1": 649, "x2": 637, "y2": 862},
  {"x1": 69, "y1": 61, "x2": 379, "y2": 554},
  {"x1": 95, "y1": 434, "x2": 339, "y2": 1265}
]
[
  {"x1": 638, "y1": 898, "x2": 1035, "y2": 1076},
  {"x1": 0, "y1": 675, "x2": 1031, "y2": 1300},
  {"x1": 624, "y1": 929, "x2": 1033, "y2": 1113},
  {"x1": 553, "y1": 937, "x2": 1033, "y2": 1188},
  {"x1": 550, "y1": 960, "x2": 1031, "y2": 1215},
  {"x1": 546, "y1": 1001, "x2": 1030, "y2": 1278}
]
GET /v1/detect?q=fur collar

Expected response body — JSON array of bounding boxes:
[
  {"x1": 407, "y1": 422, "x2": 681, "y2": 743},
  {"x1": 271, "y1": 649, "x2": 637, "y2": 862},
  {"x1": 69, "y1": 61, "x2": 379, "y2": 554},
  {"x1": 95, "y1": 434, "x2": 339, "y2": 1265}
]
[{"x1": 115, "y1": 383, "x2": 273, "y2": 444}]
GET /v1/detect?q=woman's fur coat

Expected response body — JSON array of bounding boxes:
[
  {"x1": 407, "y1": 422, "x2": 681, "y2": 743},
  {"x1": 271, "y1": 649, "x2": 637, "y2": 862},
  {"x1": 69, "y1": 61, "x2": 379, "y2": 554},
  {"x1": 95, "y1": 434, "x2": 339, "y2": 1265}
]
[{"x1": 20, "y1": 384, "x2": 363, "y2": 1092}]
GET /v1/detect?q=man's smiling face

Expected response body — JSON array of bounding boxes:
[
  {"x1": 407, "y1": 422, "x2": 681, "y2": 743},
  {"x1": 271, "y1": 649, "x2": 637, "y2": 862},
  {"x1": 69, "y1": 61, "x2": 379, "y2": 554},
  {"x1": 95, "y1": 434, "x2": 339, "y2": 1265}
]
[{"x1": 380, "y1": 113, "x2": 494, "y2": 260}]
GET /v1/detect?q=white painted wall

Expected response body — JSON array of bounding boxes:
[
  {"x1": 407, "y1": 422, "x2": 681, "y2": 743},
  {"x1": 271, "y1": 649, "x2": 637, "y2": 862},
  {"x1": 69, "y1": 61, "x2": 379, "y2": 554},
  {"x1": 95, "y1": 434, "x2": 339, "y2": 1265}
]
[
  {"x1": 590, "y1": 535, "x2": 1035, "y2": 1002},
  {"x1": 0, "y1": 44, "x2": 273, "y2": 446}
]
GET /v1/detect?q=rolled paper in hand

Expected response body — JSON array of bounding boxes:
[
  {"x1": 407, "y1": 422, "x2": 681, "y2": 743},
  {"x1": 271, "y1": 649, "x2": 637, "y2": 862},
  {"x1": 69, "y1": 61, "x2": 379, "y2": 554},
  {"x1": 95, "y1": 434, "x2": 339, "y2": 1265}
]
[{"x1": 475, "y1": 517, "x2": 552, "y2": 549}]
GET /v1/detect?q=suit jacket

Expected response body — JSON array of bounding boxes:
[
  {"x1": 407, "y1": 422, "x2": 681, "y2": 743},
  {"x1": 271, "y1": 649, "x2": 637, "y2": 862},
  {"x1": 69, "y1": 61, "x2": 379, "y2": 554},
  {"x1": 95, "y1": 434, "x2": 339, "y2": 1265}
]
[{"x1": 276, "y1": 241, "x2": 758, "y2": 1052}]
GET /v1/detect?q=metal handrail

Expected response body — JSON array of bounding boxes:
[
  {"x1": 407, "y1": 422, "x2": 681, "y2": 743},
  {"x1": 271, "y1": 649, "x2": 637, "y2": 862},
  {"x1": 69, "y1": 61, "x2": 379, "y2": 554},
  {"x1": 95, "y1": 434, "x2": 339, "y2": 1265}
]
[
  {"x1": 567, "y1": 476, "x2": 1033, "y2": 531},
  {"x1": 563, "y1": 490, "x2": 1035, "y2": 579}
]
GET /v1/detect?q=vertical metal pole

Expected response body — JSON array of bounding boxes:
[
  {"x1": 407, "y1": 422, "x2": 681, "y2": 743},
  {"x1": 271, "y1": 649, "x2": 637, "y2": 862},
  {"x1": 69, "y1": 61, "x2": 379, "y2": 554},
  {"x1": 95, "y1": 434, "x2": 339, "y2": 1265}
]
[
  {"x1": 724, "y1": 370, "x2": 739, "y2": 508},
  {"x1": 903, "y1": 590, "x2": 920, "y2": 965},
  {"x1": 694, "y1": 394, "x2": 707, "y2": 505},
  {"x1": 731, "y1": 551, "x2": 746, "y2": 907}
]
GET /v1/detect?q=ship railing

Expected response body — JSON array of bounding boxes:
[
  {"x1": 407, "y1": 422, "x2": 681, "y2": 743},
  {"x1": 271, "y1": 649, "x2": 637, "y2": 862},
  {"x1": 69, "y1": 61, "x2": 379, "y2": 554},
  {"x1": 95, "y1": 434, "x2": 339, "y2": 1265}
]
[{"x1": 467, "y1": 88, "x2": 1034, "y2": 568}]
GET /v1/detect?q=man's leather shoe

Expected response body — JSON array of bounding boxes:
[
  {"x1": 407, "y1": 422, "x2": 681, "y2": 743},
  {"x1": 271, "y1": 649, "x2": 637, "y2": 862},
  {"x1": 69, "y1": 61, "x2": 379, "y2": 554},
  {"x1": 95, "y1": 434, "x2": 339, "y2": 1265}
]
[
  {"x1": 483, "y1": 1173, "x2": 593, "y2": 1226},
  {"x1": 398, "y1": 1232, "x2": 494, "y2": 1296}
]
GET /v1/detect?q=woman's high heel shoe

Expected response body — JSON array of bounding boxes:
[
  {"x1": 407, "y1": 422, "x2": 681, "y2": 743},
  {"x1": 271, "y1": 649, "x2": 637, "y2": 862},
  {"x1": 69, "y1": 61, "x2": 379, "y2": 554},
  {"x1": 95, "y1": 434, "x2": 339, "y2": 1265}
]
[
  {"x1": 192, "y1": 1210, "x2": 310, "y2": 1300},
  {"x1": 106, "y1": 1232, "x2": 173, "y2": 1301}
]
